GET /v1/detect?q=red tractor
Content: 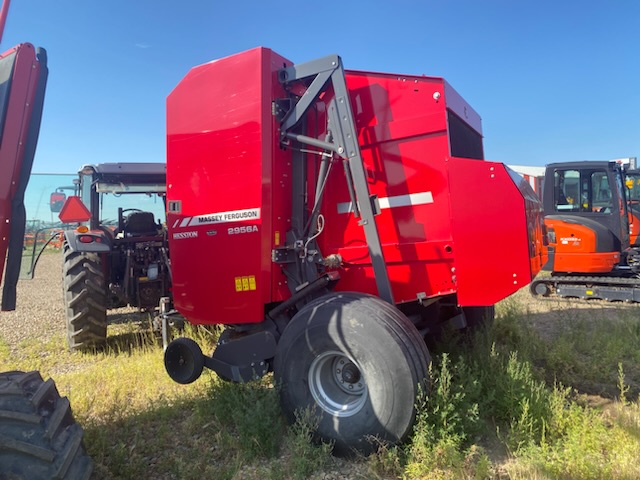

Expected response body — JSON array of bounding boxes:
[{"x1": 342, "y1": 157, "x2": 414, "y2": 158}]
[
  {"x1": 163, "y1": 47, "x2": 546, "y2": 454},
  {"x1": 0, "y1": 39, "x2": 92, "y2": 480}
]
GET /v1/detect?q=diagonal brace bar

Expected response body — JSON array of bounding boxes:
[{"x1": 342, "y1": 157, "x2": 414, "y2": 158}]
[{"x1": 278, "y1": 55, "x2": 394, "y2": 304}]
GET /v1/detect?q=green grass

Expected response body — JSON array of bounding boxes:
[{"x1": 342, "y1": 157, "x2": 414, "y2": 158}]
[{"x1": 3, "y1": 297, "x2": 640, "y2": 478}]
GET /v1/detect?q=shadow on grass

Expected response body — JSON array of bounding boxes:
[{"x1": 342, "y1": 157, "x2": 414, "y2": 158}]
[
  {"x1": 81, "y1": 377, "x2": 330, "y2": 480},
  {"x1": 84, "y1": 395, "x2": 237, "y2": 480}
]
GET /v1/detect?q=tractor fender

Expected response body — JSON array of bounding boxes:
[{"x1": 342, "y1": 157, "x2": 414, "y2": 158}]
[{"x1": 63, "y1": 229, "x2": 112, "y2": 253}]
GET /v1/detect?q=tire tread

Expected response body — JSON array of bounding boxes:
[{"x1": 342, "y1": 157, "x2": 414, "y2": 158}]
[
  {"x1": 0, "y1": 371, "x2": 93, "y2": 479},
  {"x1": 62, "y1": 241, "x2": 107, "y2": 351}
]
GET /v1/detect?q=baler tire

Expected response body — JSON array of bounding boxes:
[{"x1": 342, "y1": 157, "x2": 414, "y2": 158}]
[
  {"x1": 274, "y1": 292, "x2": 431, "y2": 456},
  {"x1": 0, "y1": 370, "x2": 93, "y2": 479},
  {"x1": 462, "y1": 305, "x2": 495, "y2": 330},
  {"x1": 62, "y1": 241, "x2": 108, "y2": 351}
]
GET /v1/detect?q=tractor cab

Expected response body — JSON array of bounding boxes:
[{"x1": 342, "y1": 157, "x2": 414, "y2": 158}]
[{"x1": 72, "y1": 163, "x2": 167, "y2": 231}]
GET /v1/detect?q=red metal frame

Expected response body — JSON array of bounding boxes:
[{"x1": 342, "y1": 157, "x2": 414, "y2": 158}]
[
  {"x1": 166, "y1": 47, "x2": 545, "y2": 325},
  {"x1": 0, "y1": 0, "x2": 11, "y2": 45},
  {"x1": 0, "y1": 43, "x2": 42, "y2": 286}
]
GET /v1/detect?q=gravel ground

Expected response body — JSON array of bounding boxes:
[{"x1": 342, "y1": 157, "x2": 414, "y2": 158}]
[
  {"x1": 3, "y1": 251, "x2": 639, "y2": 350},
  {"x1": 0, "y1": 251, "x2": 67, "y2": 349}
]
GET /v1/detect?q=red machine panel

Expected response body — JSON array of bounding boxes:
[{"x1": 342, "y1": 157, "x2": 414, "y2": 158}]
[
  {"x1": 0, "y1": 44, "x2": 44, "y2": 288},
  {"x1": 448, "y1": 159, "x2": 540, "y2": 305},
  {"x1": 167, "y1": 47, "x2": 292, "y2": 324},
  {"x1": 315, "y1": 72, "x2": 486, "y2": 303}
]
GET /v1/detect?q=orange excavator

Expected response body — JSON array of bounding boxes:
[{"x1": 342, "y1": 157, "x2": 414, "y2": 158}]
[{"x1": 531, "y1": 161, "x2": 640, "y2": 301}]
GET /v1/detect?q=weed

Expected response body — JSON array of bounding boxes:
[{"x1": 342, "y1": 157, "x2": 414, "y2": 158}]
[
  {"x1": 285, "y1": 407, "x2": 333, "y2": 479},
  {"x1": 199, "y1": 377, "x2": 284, "y2": 461}
]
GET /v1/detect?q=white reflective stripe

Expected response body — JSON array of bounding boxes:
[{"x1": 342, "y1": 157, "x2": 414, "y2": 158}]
[
  {"x1": 172, "y1": 219, "x2": 181, "y2": 229},
  {"x1": 337, "y1": 191, "x2": 434, "y2": 214},
  {"x1": 179, "y1": 217, "x2": 191, "y2": 227}
]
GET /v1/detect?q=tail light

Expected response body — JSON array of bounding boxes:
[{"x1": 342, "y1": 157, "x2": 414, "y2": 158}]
[{"x1": 78, "y1": 235, "x2": 102, "y2": 244}]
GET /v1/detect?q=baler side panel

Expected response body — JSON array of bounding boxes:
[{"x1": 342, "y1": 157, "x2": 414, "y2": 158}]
[
  {"x1": 449, "y1": 158, "x2": 537, "y2": 305},
  {"x1": 167, "y1": 48, "x2": 289, "y2": 325},
  {"x1": 316, "y1": 72, "x2": 460, "y2": 303}
]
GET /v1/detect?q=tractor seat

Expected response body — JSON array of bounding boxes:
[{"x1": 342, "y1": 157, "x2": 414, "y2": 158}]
[{"x1": 123, "y1": 211, "x2": 158, "y2": 237}]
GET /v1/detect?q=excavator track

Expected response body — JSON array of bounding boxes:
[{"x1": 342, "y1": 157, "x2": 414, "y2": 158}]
[{"x1": 531, "y1": 275, "x2": 640, "y2": 302}]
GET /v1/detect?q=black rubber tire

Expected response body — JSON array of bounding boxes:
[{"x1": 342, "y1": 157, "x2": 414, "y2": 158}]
[
  {"x1": 62, "y1": 241, "x2": 108, "y2": 351},
  {"x1": 274, "y1": 292, "x2": 431, "y2": 456},
  {"x1": 462, "y1": 305, "x2": 495, "y2": 330},
  {"x1": 0, "y1": 371, "x2": 93, "y2": 479},
  {"x1": 164, "y1": 338, "x2": 205, "y2": 384}
]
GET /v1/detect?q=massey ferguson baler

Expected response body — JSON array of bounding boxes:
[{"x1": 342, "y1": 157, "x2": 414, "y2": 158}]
[{"x1": 164, "y1": 47, "x2": 546, "y2": 454}]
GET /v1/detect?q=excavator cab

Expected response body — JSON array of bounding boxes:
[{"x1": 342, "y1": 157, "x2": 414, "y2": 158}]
[
  {"x1": 542, "y1": 161, "x2": 628, "y2": 275},
  {"x1": 531, "y1": 161, "x2": 640, "y2": 301}
]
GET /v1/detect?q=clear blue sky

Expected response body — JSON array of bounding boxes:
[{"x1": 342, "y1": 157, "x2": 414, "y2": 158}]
[{"x1": 4, "y1": 0, "x2": 639, "y2": 173}]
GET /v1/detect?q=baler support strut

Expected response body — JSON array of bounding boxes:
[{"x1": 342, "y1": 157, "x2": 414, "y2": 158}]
[{"x1": 277, "y1": 55, "x2": 394, "y2": 304}]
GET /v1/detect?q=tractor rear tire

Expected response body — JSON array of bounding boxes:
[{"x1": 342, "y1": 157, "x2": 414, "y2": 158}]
[
  {"x1": 0, "y1": 371, "x2": 93, "y2": 479},
  {"x1": 274, "y1": 292, "x2": 431, "y2": 456},
  {"x1": 62, "y1": 241, "x2": 108, "y2": 351}
]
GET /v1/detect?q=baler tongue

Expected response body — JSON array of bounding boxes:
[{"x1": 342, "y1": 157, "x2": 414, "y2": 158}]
[{"x1": 0, "y1": 44, "x2": 48, "y2": 311}]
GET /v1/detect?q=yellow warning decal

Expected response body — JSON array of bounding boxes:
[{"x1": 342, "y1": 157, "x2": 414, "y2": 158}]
[
  {"x1": 275, "y1": 231, "x2": 280, "y2": 246},
  {"x1": 235, "y1": 275, "x2": 257, "y2": 292},
  {"x1": 586, "y1": 290, "x2": 593, "y2": 295}
]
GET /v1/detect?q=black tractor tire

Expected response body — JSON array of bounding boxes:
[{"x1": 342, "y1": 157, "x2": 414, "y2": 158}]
[
  {"x1": 462, "y1": 305, "x2": 495, "y2": 330},
  {"x1": 62, "y1": 241, "x2": 108, "y2": 351},
  {"x1": 0, "y1": 371, "x2": 93, "y2": 479},
  {"x1": 274, "y1": 292, "x2": 431, "y2": 456}
]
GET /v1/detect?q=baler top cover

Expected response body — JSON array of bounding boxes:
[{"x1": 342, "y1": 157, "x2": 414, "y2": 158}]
[{"x1": 166, "y1": 47, "x2": 544, "y2": 325}]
